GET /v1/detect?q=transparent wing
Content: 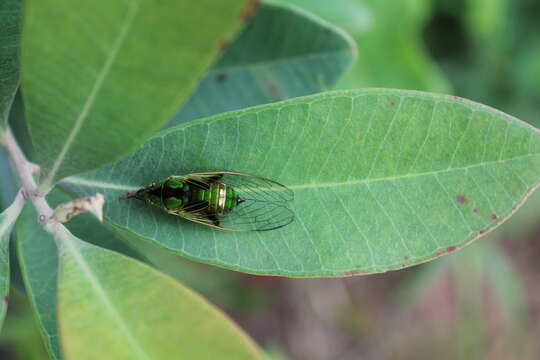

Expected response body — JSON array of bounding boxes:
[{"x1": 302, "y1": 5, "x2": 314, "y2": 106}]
[
  {"x1": 180, "y1": 172, "x2": 294, "y2": 231},
  {"x1": 191, "y1": 172, "x2": 293, "y2": 203}
]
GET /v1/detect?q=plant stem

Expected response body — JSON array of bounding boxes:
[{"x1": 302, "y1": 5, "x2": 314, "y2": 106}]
[{"x1": 3, "y1": 127, "x2": 54, "y2": 230}]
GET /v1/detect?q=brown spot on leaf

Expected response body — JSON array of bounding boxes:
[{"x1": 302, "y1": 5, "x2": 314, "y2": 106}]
[
  {"x1": 216, "y1": 73, "x2": 227, "y2": 83},
  {"x1": 479, "y1": 230, "x2": 485, "y2": 235},
  {"x1": 267, "y1": 82, "x2": 279, "y2": 95},
  {"x1": 390, "y1": 101, "x2": 396, "y2": 106},
  {"x1": 357, "y1": 135, "x2": 364, "y2": 142},
  {"x1": 404, "y1": 256, "x2": 409, "y2": 260},
  {"x1": 456, "y1": 195, "x2": 468, "y2": 204},
  {"x1": 323, "y1": 28, "x2": 331, "y2": 35},
  {"x1": 473, "y1": 208, "x2": 479, "y2": 214},
  {"x1": 447, "y1": 246, "x2": 457, "y2": 253},
  {"x1": 343, "y1": 270, "x2": 359, "y2": 276},
  {"x1": 435, "y1": 251, "x2": 443, "y2": 256},
  {"x1": 61, "y1": 252, "x2": 67, "y2": 257},
  {"x1": 3, "y1": 295, "x2": 8, "y2": 304},
  {"x1": 218, "y1": 41, "x2": 229, "y2": 52},
  {"x1": 490, "y1": 214, "x2": 498, "y2": 220},
  {"x1": 240, "y1": 0, "x2": 260, "y2": 23}
]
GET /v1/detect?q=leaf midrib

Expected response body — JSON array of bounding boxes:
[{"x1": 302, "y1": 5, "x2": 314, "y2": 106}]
[
  {"x1": 62, "y1": 152, "x2": 540, "y2": 192},
  {"x1": 41, "y1": 0, "x2": 141, "y2": 190}
]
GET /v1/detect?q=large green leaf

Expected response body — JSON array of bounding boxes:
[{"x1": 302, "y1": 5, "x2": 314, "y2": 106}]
[
  {"x1": 0, "y1": 192, "x2": 25, "y2": 330},
  {"x1": 280, "y1": 0, "x2": 451, "y2": 92},
  {"x1": 170, "y1": 1, "x2": 356, "y2": 125},
  {"x1": 0, "y1": 0, "x2": 21, "y2": 131},
  {"x1": 63, "y1": 89, "x2": 540, "y2": 277},
  {"x1": 22, "y1": 0, "x2": 250, "y2": 189},
  {"x1": 57, "y1": 231, "x2": 265, "y2": 360}
]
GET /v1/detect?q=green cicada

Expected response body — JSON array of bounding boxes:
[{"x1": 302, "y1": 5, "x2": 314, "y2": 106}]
[{"x1": 120, "y1": 172, "x2": 294, "y2": 231}]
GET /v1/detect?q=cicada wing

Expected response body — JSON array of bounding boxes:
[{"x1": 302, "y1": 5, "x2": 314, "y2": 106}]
[
  {"x1": 179, "y1": 212, "x2": 237, "y2": 231},
  {"x1": 179, "y1": 203, "x2": 294, "y2": 231},
  {"x1": 179, "y1": 172, "x2": 294, "y2": 231},
  {"x1": 218, "y1": 202, "x2": 294, "y2": 231},
  {"x1": 190, "y1": 172, "x2": 294, "y2": 203}
]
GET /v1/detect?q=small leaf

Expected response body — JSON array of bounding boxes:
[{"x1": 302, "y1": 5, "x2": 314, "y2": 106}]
[
  {"x1": 63, "y1": 89, "x2": 540, "y2": 277},
  {"x1": 0, "y1": 191, "x2": 25, "y2": 330},
  {"x1": 52, "y1": 193, "x2": 104, "y2": 223},
  {"x1": 22, "y1": 0, "x2": 250, "y2": 189},
  {"x1": 171, "y1": 1, "x2": 357, "y2": 125},
  {"x1": 0, "y1": 0, "x2": 22, "y2": 130},
  {"x1": 57, "y1": 231, "x2": 265, "y2": 360}
]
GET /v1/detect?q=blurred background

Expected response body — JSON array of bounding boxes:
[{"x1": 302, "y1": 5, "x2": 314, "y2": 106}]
[{"x1": 2, "y1": 0, "x2": 540, "y2": 359}]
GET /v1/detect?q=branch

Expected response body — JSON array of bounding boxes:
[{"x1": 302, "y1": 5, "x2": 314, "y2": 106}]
[{"x1": 3, "y1": 128, "x2": 55, "y2": 231}]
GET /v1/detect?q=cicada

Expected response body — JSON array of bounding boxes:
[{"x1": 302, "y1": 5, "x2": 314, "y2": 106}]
[{"x1": 120, "y1": 172, "x2": 294, "y2": 231}]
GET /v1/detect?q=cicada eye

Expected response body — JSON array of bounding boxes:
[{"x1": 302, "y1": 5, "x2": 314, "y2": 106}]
[{"x1": 166, "y1": 178, "x2": 184, "y2": 189}]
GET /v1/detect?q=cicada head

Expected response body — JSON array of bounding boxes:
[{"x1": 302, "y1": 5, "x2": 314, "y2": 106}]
[{"x1": 119, "y1": 182, "x2": 163, "y2": 208}]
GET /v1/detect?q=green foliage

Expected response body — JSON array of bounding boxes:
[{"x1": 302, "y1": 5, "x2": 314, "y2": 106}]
[
  {"x1": 0, "y1": 289, "x2": 50, "y2": 360},
  {"x1": 426, "y1": 0, "x2": 540, "y2": 126},
  {"x1": 58, "y1": 235, "x2": 264, "y2": 360},
  {"x1": 64, "y1": 89, "x2": 540, "y2": 276},
  {"x1": 21, "y1": 0, "x2": 249, "y2": 189},
  {"x1": 0, "y1": 0, "x2": 21, "y2": 131},
  {"x1": 171, "y1": 1, "x2": 357, "y2": 125},
  {"x1": 279, "y1": 0, "x2": 452, "y2": 92}
]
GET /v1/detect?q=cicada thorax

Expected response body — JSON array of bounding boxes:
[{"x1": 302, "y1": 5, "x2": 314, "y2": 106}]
[{"x1": 160, "y1": 176, "x2": 240, "y2": 216}]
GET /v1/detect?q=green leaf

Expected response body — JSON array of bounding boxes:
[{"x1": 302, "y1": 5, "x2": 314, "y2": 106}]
[
  {"x1": 16, "y1": 187, "x2": 148, "y2": 360},
  {"x1": 0, "y1": 192, "x2": 25, "y2": 330},
  {"x1": 170, "y1": 1, "x2": 356, "y2": 125},
  {"x1": 16, "y1": 203, "x2": 62, "y2": 359},
  {"x1": 0, "y1": 0, "x2": 21, "y2": 131},
  {"x1": 57, "y1": 232, "x2": 265, "y2": 359},
  {"x1": 280, "y1": 0, "x2": 451, "y2": 92},
  {"x1": 22, "y1": 0, "x2": 250, "y2": 189},
  {"x1": 63, "y1": 89, "x2": 540, "y2": 277}
]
